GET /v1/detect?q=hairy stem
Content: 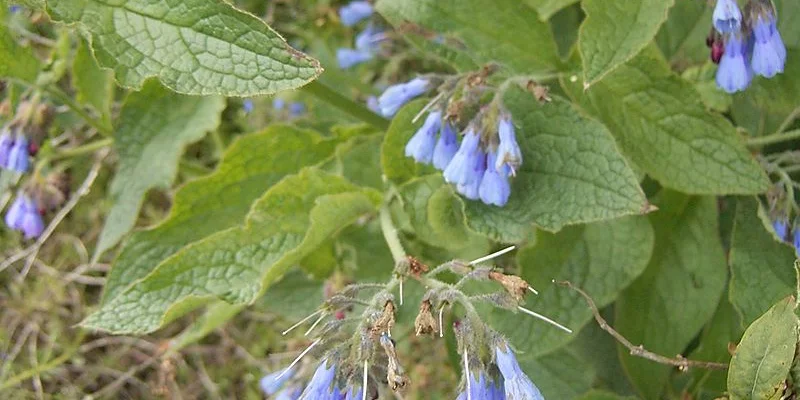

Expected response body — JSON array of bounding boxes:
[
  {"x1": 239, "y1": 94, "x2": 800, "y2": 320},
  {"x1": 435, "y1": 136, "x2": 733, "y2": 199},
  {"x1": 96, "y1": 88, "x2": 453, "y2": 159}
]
[{"x1": 557, "y1": 280, "x2": 728, "y2": 371}]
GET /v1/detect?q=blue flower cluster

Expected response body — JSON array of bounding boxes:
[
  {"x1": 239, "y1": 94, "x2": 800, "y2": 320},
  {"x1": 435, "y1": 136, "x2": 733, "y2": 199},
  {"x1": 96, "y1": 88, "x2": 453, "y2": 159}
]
[
  {"x1": 5, "y1": 192, "x2": 43, "y2": 239},
  {"x1": 337, "y1": 24, "x2": 386, "y2": 69},
  {"x1": 713, "y1": 0, "x2": 786, "y2": 93},
  {"x1": 456, "y1": 341, "x2": 545, "y2": 400},
  {"x1": 260, "y1": 360, "x2": 364, "y2": 400},
  {"x1": 338, "y1": 1, "x2": 373, "y2": 27},
  {"x1": 0, "y1": 128, "x2": 30, "y2": 173},
  {"x1": 376, "y1": 78, "x2": 430, "y2": 117},
  {"x1": 404, "y1": 109, "x2": 522, "y2": 207}
]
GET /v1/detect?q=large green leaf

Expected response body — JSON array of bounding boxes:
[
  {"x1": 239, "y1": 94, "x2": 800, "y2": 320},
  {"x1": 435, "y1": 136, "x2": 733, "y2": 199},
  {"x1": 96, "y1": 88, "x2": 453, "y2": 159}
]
[
  {"x1": 655, "y1": 0, "x2": 712, "y2": 64},
  {"x1": 380, "y1": 99, "x2": 438, "y2": 186},
  {"x1": 615, "y1": 192, "x2": 727, "y2": 399},
  {"x1": 83, "y1": 169, "x2": 381, "y2": 334},
  {"x1": 523, "y1": 0, "x2": 581, "y2": 21},
  {"x1": 375, "y1": 0, "x2": 562, "y2": 74},
  {"x1": 463, "y1": 91, "x2": 648, "y2": 241},
  {"x1": 72, "y1": 39, "x2": 114, "y2": 124},
  {"x1": 45, "y1": 0, "x2": 321, "y2": 96},
  {"x1": 729, "y1": 197, "x2": 796, "y2": 326},
  {"x1": 563, "y1": 48, "x2": 769, "y2": 195},
  {"x1": 102, "y1": 125, "x2": 343, "y2": 303},
  {"x1": 579, "y1": 0, "x2": 674, "y2": 86},
  {"x1": 727, "y1": 297, "x2": 798, "y2": 400},
  {"x1": 492, "y1": 215, "x2": 653, "y2": 358},
  {"x1": 0, "y1": 8, "x2": 40, "y2": 81},
  {"x1": 95, "y1": 82, "x2": 225, "y2": 258},
  {"x1": 775, "y1": 0, "x2": 800, "y2": 50},
  {"x1": 520, "y1": 349, "x2": 595, "y2": 400},
  {"x1": 687, "y1": 292, "x2": 743, "y2": 397}
]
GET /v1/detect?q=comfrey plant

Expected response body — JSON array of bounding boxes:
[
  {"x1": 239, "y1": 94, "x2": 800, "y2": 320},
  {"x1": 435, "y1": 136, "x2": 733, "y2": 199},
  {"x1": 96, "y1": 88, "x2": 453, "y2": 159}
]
[
  {"x1": 711, "y1": 0, "x2": 787, "y2": 93},
  {"x1": 391, "y1": 67, "x2": 533, "y2": 207},
  {"x1": 263, "y1": 246, "x2": 569, "y2": 400}
]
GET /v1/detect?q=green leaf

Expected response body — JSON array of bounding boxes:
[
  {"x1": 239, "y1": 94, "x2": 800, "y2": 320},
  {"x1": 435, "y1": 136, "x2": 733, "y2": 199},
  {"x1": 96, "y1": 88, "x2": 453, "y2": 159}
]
[
  {"x1": 615, "y1": 192, "x2": 727, "y2": 399},
  {"x1": 72, "y1": 39, "x2": 114, "y2": 124},
  {"x1": 492, "y1": 215, "x2": 653, "y2": 358},
  {"x1": 521, "y1": 349, "x2": 595, "y2": 400},
  {"x1": 563, "y1": 48, "x2": 769, "y2": 195},
  {"x1": 523, "y1": 0, "x2": 580, "y2": 21},
  {"x1": 655, "y1": 0, "x2": 712, "y2": 64},
  {"x1": 380, "y1": 99, "x2": 437, "y2": 186},
  {"x1": 575, "y1": 391, "x2": 637, "y2": 400},
  {"x1": 331, "y1": 133, "x2": 384, "y2": 189},
  {"x1": 464, "y1": 91, "x2": 648, "y2": 241},
  {"x1": 0, "y1": 10, "x2": 40, "y2": 81},
  {"x1": 397, "y1": 174, "x2": 479, "y2": 250},
  {"x1": 95, "y1": 82, "x2": 225, "y2": 258},
  {"x1": 45, "y1": 0, "x2": 321, "y2": 96},
  {"x1": 580, "y1": 0, "x2": 674, "y2": 86},
  {"x1": 83, "y1": 168, "x2": 381, "y2": 334},
  {"x1": 687, "y1": 293, "x2": 743, "y2": 397},
  {"x1": 729, "y1": 197, "x2": 796, "y2": 326},
  {"x1": 727, "y1": 296, "x2": 798, "y2": 400},
  {"x1": 375, "y1": 0, "x2": 562, "y2": 74},
  {"x1": 102, "y1": 125, "x2": 343, "y2": 303},
  {"x1": 775, "y1": 0, "x2": 800, "y2": 50}
]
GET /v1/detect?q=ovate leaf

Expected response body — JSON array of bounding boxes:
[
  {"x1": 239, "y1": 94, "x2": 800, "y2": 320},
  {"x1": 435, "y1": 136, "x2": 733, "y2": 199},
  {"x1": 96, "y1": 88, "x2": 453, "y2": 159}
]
[
  {"x1": 727, "y1": 297, "x2": 798, "y2": 400},
  {"x1": 102, "y1": 125, "x2": 343, "y2": 303},
  {"x1": 376, "y1": 0, "x2": 562, "y2": 74},
  {"x1": 492, "y1": 215, "x2": 654, "y2": 358},
  {"x1": 72, "y1": 39, "x2": 114, "y2": 124},
  {"x1": 463, "y1": 91, "x2": 648, "y2": 241},
  {"x1": 523, "y1": 0, "x2": 581, "y2": 21},
  {"x1": 580, "y1": 0, "x2": 674, "y2": 86},
  {"x1": 615, "y1": 192, "x2": 727, "y2": 399},
  {"x1": 655, "y1": 0, "x2": 712, "y2": 64},
  {"x1": 83, "y1": 169, "x2": 381, "y2": 334},
  {"x1": 563, "y1": 48, "x2": 769, "y2": 195},
  {"x1": 0, "y1": 9, "x2": 40, "y2": 81},
  {"x1": 95, "y1": 81, "x2": 225, "y2": 258},
  {"x1": 729, "y1": 197, "x2": 796, "y2": 326},
  {"x1": 45, "y1": 0, "x2": 321, "y2": 96}
]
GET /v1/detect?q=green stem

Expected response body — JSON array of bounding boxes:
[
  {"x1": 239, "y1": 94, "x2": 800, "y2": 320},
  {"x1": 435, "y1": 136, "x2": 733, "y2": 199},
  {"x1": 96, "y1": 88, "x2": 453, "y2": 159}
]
[
  {"x1": 379, "y1": 205, "x2": 405, "y2": 263},
  {"x1": 9, "y1": 78, "x2": 113, "y2": 136},
  {"x1": 50, "y1": 138, "x2": 113, "y2": 161},
  {"x1": 301, "y1": 81, "x2": 389, "y2": 131},
  {"x1": 747, "y1": 129, "x2": 800, "y2": 147}
]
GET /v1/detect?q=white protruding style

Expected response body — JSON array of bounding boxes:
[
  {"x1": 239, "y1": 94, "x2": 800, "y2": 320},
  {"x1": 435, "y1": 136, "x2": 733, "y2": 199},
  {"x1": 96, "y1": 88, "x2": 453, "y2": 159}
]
[
  {"x1": 282, "y1": 309, "x2": 323, "y2": 336},
  {"x1": 517, "y1": 306, "x2": 572, "y2": 333},
  {"x1": 276, "y1": 339, "x2": 320, "y2": 380},
  {"x1": 469, "y1": 245, "x2": 516, "y2": 265}
]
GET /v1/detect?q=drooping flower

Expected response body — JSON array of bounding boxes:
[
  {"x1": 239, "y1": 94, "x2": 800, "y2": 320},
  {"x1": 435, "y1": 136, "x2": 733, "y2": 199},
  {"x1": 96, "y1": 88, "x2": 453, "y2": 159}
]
[
  {"x1": 716, "y1": 32, "x2": 752, "y2": 93},
  {"x1": 457, "y1": 371, "x2": 497, "y2": 400},
  {"x1": 443, "y1": 129, "x2": 481, "y2": 186},
  {"x1": 456, "y1": 149, "x2": 486, "y2": 200},
  {"x1": 299, "y1": 361, "x2": 338, "y2": 400},
  {"x1": 275, "y1": 385, "x2": 304, "y2": 400},
  {"x1": 377, "y1": 78, "x2": 429, "y2": 117},
  {"x1": 495, "y1": 116, "x2": 522, "y2": 175},
  {"x1": 479, "y1": 151, "x2": 511, "y2": 207},
  {"x1": 355, "y1": 24, "x2": 386, "y2": 51},
  {"x1": 339, "y1": 1, "x2": 373, "y2": 27},
  {"x1": 773, "y1": 218, "x2": 789, "y2": 241},
  {"x1": 794, "y1": 222, "x2": 800, "y2": 257},
  {"x1": 366, "y1": 96, "x2": 380, "y2": 113},
  {"x1": 713, "y1": 0, "x2": 742, "y2": 34},
  {"x1": 289, "y1": 102, "x2": 306, "y2": 118},
  {"x1": 750, "y1": 13, "x2": 786, "y2": 78},
  {"x1": 337, "y1": 48, "x2": 374, "y2": 69},
  {"x1": 5, "y1": 134, "x2": 29, "y2": 173},
  {"x1": 495, "y1": 343, "x2": 545, "y2": 400},
  {"x1": 432, "y1": 122, "x2": 459, "y2": 170},
  {"x1": 260, "y1": 368, "x2": 295, "y2": 395},
  {"x1": 242, "y1": 99, "x2": 254, "y2": 114},
  {"x1": 0, "y1": 129, "x2": 13, "y2": 167},
  {"x1": 5, "y1": 193, "x2": 43, "y2": 239},
  {"x1": 405, "y1": 111, "x2": 442, "y2": 164}
]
